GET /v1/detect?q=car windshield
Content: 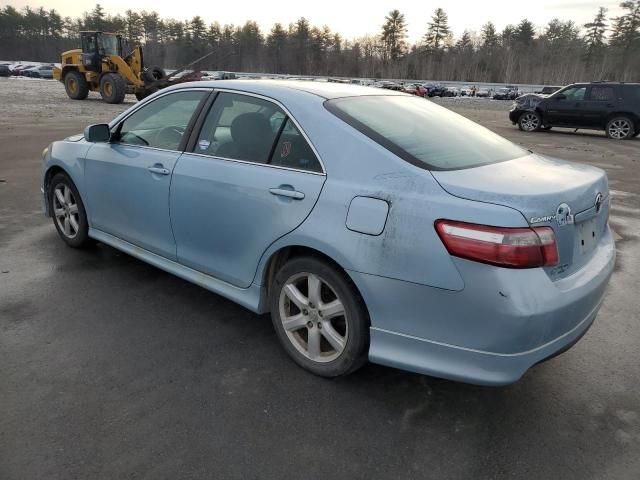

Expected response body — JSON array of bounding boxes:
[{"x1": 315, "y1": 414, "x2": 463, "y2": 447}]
[{"x1": 325, "y1": 95, "x2": 527, "y2": 171}]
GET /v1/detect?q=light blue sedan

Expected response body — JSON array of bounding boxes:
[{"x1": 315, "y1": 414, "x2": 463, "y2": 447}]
[{"x1": 41, "y1": 80, "x2": 615, "y2": 385}]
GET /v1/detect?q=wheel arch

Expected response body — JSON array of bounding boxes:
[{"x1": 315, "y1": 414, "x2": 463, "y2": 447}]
[
  {"x1": 43, "y1": 150, "x2": 90, "y2": 218},
  {"x1": 259, "y1": 244, "x2": 370, "y2": 321},
  {"x1": 606, "y1": 111, "x2": 638, "y2": 126},
  {"x1": 43, "y1": 164, "x2": 73, "y2": 216}
]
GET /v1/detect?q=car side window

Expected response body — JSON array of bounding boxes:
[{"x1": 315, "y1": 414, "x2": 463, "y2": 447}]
[
  {"x1": 623, "y1": 85, "x2": 640, "y2": 101},
  {"x1": 195, "y1": 92, "x2": 285, "y2": 164},
  {"x1": 116, "y1": 91, "x2": 206, "y2": 151},
  {"x1": 561, "y1": 87, "x2": 586, "y2": 101},
  {"x1": 589, "y1": 86, "x2": 615, "y2": 102},
  {"x1": 270, "y1": 119, "x2": 322, "y2": 173}
]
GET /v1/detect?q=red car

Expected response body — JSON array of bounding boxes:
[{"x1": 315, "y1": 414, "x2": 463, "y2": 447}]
[{"x1": 402, "y1": 83, "x2": 427, "y2": 97}]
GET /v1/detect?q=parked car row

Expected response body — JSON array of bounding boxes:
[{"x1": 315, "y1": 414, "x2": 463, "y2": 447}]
[
  {"x1": 374, "y1": 81, "x2": 521, "y2": 100},
  {"x1": 493, "y1": 86, "x2": 524, "y2": 100},
  {"x1": 0, "y1": 63, "x2": 55, "y2": 78},
  {"x1": 509, "y1": 81, "x2": 640, "y2": 140}
]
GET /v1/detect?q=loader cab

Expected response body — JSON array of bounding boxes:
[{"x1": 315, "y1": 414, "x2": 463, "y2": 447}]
[{"x1": 80, "y1": 31, "x2": 122, "y2": 72}]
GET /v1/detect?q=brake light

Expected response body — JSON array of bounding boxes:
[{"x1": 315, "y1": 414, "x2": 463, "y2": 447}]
[{"x1": 435, "y1": 220, "x2": 559, "y2": 268}]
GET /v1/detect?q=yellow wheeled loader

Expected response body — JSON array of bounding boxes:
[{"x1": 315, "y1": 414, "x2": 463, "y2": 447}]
[{"x1": 53, "y1": 31, "x2": 167, "y2": 104}]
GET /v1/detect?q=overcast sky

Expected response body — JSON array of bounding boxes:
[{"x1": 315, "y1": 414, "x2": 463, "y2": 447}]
[{"x1": 5, "y1": 0, "x2": 625, "y2": 41}]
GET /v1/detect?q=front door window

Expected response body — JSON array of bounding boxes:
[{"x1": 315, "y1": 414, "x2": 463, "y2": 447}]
[{"x1": 116, "y1": 91, "x2": 206, "y2": 151}]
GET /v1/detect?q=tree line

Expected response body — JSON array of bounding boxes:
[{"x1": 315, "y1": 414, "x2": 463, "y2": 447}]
[{"x1": 1, "y1": 2, "x2": 639, "y2": 84}]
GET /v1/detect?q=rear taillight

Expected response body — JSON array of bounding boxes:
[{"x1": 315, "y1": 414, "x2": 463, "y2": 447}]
[{"x1": 435, "y1": 220, "x2": 559, "y2": 269}]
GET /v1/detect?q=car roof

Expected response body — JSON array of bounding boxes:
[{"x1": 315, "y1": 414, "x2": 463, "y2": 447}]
[
  {"x1": 568, "y1": 82, "x2": 640, "y2": 87},
  {"x1": 176, "y1": 79, "x2": 406, "y2": 100}
]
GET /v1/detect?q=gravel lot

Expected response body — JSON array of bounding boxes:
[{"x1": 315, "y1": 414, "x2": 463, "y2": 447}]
[{"x1": 1, "y1": 77, "x2": 639, "y2": 480}]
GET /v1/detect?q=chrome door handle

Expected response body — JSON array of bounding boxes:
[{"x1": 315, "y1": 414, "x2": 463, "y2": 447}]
[
  {"x1": 269, "y1": 188, "x2": 305, "y2": 200},
  {"x1": 148, "y1": 166, "x2": 170, "y2": 175}
]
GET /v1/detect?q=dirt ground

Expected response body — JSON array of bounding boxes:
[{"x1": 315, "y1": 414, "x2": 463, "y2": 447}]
[{"x1": 1, "y1": 77, "x2": 639, "y2": 480}]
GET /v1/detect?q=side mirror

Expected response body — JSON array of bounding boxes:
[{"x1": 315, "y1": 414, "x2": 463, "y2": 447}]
[
  {"x1": 84, "y1": 124, "x2": 111, "y2": 143},
  {"x1": 554, "y1": 94, "x2": 566, "y2": 100}
]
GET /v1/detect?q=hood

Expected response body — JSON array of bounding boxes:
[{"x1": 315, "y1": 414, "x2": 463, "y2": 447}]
[{"x1": 65, "y1": 133, "x2": 84, "y2": 142}]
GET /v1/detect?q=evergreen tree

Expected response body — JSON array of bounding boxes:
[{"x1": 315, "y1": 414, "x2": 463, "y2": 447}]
[
  {"x1": 514, "y1": 19, "x2": 535, "y2": 46},
  {"x1": 481, "y1": 22, "x2": 498, "y2": 49},
  {"x1": 381, "y1": 9, "x2": 408, "y2": 61},
  {"x1": 424, "y1": 8, "x2": 450, "y2": 51},
  {"x1": 583, "y1": 7, "x2": 607, "y2": 67}
]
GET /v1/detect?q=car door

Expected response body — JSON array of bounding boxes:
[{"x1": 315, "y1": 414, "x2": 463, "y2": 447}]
[
  {"x1": 581, "y1": 85, "x2": 618, "y2": 128},
  {"x1": 85, "y1": 89, "x2": 209, "y2": 259},
  {"x1": 170, "y1": 91, "x2": 326, "y2": 288},
  {"x1": 545, "y1": 86, "x2": 587, "y2": 126}
]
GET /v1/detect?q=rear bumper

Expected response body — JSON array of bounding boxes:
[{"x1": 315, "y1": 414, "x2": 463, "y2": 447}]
[
  {"x1": 369, "y1": 299, "x2": 601, "y2": 386},
  {"x1": 349, "y1": 226, "x2": 615, "y2": 386}
]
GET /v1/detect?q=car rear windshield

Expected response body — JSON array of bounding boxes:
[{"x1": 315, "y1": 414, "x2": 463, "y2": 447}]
[{"x1": 325, "y1": 95, "x2": 526, "y2": 170}]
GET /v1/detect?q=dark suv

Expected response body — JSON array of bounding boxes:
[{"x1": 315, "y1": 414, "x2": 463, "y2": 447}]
[{"x1": 509, "y1": 82, "x2": 640, "y2": 139}]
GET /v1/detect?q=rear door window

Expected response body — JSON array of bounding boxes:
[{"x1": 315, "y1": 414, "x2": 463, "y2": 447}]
[
  {"x1": 588, "y1": 86, "x2": 615, "y2": 102},
  {"x1": 195, "y1": 92, "x2": 284, "y2": 164},
  {"x1": 270, "y1": 119, "x2": 322, "y2": 173},
  {"x1": 194, "y1": 92, "x2": 322, "y2": 172}
]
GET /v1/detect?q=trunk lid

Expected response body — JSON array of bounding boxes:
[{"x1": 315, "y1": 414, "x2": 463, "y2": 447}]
[{"x1": 431, "y1": 154, "x2": 609, "y2": 279}]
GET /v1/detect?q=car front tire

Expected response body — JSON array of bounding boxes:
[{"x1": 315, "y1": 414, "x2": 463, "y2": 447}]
[
  {"x1": 518, "y1": 111, "x2": 542, "y2": 132},
  {"x1": 269, "y1": 256, "x2": 369, "y2": 377},
  {"x1": 49, "y1": 172, "x2": 91, "y2": 248},
  {"x1": 606, "y1": 116, "x2": 635, "y2": 140}
]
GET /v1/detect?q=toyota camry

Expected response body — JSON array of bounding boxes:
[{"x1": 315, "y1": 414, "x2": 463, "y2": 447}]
[{"x1": 41, "y1": 80, "x2": 615, "y2": 385}]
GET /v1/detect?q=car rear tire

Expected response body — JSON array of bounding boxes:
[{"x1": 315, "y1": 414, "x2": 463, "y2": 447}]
[
  {"x1": 49, "y1": 173, "x2": 91, "y2": 248},
  {"x1": 64, "y1": 70, "x2": 89, "y2": 100},
  {"x1": 100, "y1": 73, "x2": 126, "y2": 104},
  {"x1": 518, "y1": 111, "x2": 542, "y2": 132},
  {"x1": 606, "y1": 116, "x2": 634, "y2": 140},
  {"x1": 269, "y1": 256, "x2": 369, "y2": 377}
]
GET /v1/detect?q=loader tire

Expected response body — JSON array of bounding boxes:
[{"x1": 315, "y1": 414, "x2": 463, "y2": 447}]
[
  {"x1": 64, "y1": 70, "x2": 89, "y2": 100},
  {"x1": 142, "y1": 66, "x2": 167, "y2": 83},
  {"x1": 100, "y1": 73, "x2": 126, "y2": 104}
]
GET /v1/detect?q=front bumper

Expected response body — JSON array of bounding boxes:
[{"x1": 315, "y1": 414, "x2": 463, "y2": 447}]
[
  {"x1": 41, "y1": 186, "x2": 50, "y2": 217},
  {"x1": 509, "y1": 108, "x2": 523, "y2": 124},
  {"x1": 349, "y1": 226, "x2": 616, "y2": 386}
]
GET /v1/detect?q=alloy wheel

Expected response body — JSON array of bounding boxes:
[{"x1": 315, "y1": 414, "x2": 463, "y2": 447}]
[
  {"x1": 608, "y1": 119, "x2": 631, "y2": 139},
  {"x1": 278, "y1": 272, "x2": 348, "y2": 363},
  {"x1": 53, "y1": 184, "x2": 80, "y2": 239},
  {"x1": 520, "y1": 113, "x2": 540, "y2": 131}
]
